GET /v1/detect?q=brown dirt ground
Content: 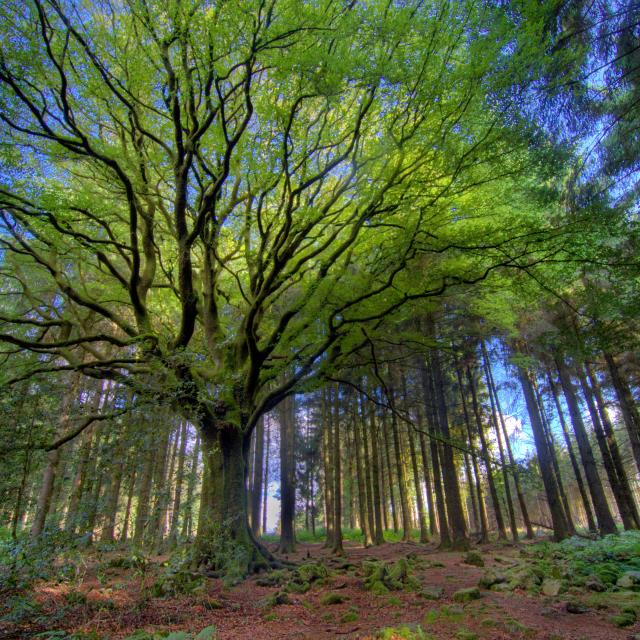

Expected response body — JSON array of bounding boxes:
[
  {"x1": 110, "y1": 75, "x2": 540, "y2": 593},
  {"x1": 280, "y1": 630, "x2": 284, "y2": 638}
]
[{"x1": 2, "y1": 540, "x2": 639, "y2": 640}]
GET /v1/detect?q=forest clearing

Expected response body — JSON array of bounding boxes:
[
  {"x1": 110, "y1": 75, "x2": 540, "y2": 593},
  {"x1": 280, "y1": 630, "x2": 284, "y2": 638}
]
[{"x1": 1, "y1": 0, "x2": 639, "y2": 638}]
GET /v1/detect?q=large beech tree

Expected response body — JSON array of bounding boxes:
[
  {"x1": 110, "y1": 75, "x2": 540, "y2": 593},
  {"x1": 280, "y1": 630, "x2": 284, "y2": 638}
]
[{"x1": 0, "y1": 0, "x2": 569, "y2": 571}]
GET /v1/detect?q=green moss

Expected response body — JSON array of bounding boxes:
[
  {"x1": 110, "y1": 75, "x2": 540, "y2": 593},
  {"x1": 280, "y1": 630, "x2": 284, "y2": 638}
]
[
  {"x1": 455, "y1": 630, "x2": 477, "y2": 640},
  {"x1": 609, "y1": 609, "x2": 636, "y2": 628},
  {"x1": 480, "y1": 618, "x2": 498, "y2": 628},
  {"x1": 296, "y1": 562, "x2": 329, "y2": 583},
  {"x1": 263, "y1": 612, "x2": 278, "y2": 622},
  {"x1": 463, "y1": 551, "x2": 484, "y2": 567},
  {"x1": 424, "y1": 605, "x2": 464, "y2": 626},
  {"x1": 377, "y1": 624, "x2": 431, "y2": 639},
  {"x1": 341, "y1": 611, "x2": 359, "y2": 623},
  {"x1": 363, "y1": 559, "x2": 420, "y2": 594},
  {"x1": 320, "y1": 591, "x2": 348, "y2": 605},
  {"x1": 452, "y1": 587, "x2": 481, "y2": 603}
]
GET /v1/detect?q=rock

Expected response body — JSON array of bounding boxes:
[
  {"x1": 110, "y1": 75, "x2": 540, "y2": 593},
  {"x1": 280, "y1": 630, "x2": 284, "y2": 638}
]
[
  {"x1": 453, "y1": 587, "x2": 482, "y2": 603},
  {"x1": 566, "y1": 600, "x2": 589, "y2": 614},
  {"x1": 616, "y1": 571, "x2": 640, "y2": 589},
  {"x1": 262, "y1": 590, "x2": 292, "y2": 607},
  {"x1": 479, "y1": 569, "x2": 507, "y2": 589},
  {"x1": 463, "y1": 551, "x2": 485, "y2": 568},
  {"x1": 542, "y1": 578, "x2": 562, "y2": 597},
  {"x1": 584, "y1": 575, "x2": 606, "y2": 592},
  {"x1": 419, "y1": 586, "x2": 444, "y2": 600},
  {"x1": 491, "y1": 582, "x2": 515, "y2": 592}
]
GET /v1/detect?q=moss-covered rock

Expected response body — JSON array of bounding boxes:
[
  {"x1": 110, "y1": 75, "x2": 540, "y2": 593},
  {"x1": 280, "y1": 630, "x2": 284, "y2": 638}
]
[
  {"x1": 452, "y1": 587, "x2": 481, "y2": 603},
  {"x1": 478, "y1": 569, "x2": 507, "y2": 589},
  {"x1": 463, "y1": 551, "x2": 484, "y2": 568},
  {"x1": 617, "y1": 571, "x2": 640, "y2": 589},
  {"x1": 363, "y1": 559, "x2": 420, "y2": 594},
  {"x1": 419, "y1": 585, "x2": 444, "y2": 600},
  {"x1": 541, "y1": 578, "x2": 562, "y2": 596}
]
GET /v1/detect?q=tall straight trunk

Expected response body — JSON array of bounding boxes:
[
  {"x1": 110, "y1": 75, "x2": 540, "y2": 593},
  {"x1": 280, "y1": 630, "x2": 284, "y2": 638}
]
[
  {"x1": 605, "y1": 352, "x2": 640, "y2": 475},
  {"x1": 182, "y1": 433, "x2": 200, "y2": 540},
  {"x1": 120, "y1": 467, "x2": 136, "y2": 542},
  {"x1": 367, "y1": 392, "x2": 385, "y2": 544},
  {"x1": 65, "y1": 424, "x2": 96, "y2": 534},
  {"x1": 517, "y1": 362, "x2": 570, "y2": 541},
  {"x1": 381, "y1": 410, "x2": 399, "y2": 533},
  {"x1": 533, "y1": 376, "x2": 575, "y2": 534},
  {"x1": 250, "y1": 417, "x2": 264, "y2": 537},
  {"x1": 262, "y1": 421, "x2": 270, "y2": 535},
  {"x1": 417, "y1": 413, "x2": 436, "y2": 537},
  {"x1": 31, "y1": 374, "x2": 80, "y2": 537},
  {"x1": 388, "y1": 368, "x2": 412, "y2": 542},
  {"x1": 360, "y1": 393, "x2": 377, "y2": 542},
  {"x1": 483, "y1": 344, "x2": 533, "y2": 539},
  {"x1": 482, "y1": 356, "x2": 517, "y2": 540},
  {"x1": 84, "y1": 445, "x2": 107, "y2": 544},
  {"x1": 579, "y1": 365, "x2": 637, "y2": 529},
  {"x1": 430, "y1": 348, "x2": 467, "y2": 550},
  {"x1": 547, "y1": 370, "x2": 596, "y2": 532},
  {"x1": 100, "y1": 422, "x2": 127, "y2": 543},
  {"x1": 134, "y1": 430, "x2": 157, "y2": 546},
  {"x1": 13, "y1": 420, "x2": 34, "y2": 539},
  {"x1": 408, "y1": 421, "x2": 429, "y2": 543},
  {"x1": 456, "y1": 364, "x2": 488, "y2": 542},
  {"x1": 377, "y1": 410, "x2": 390, "y2": 531},
  {"x1": 587, "y1": 362, "x2": 640, "y2": 528},
  {"x1": 556, "y1": 357, "x2": 617, "y2": 535},
  {"x1": 346, "y1": 421, "x2": 356, "y2": 531},
  {"x1": 419, "y1": 357, "x2": 449, "y2": 543},
  {"x1": 462, "y1": 451, "x2": 478, "y2": 533},
  {"x1": 331, "y1": 386, "x2": 344, "y2": 555},
  {"x1": 147, "y1": 423, "x2": 172, "y2": 548},
  {"x1": 279, "y1": 395, "x2": 296, "y2": 553},
  {"x1": 354, "y1": 393, "x2": 372, "y2": 546},
  {"x1": 322, "y1": 388, "x2": 335, "y2": 547},
  {"x1": 169, "y1": 420, "x2": 190, "y2": 546},
  {"x1": 466, "y1": 364, "x2": 506, "y2": 540}
]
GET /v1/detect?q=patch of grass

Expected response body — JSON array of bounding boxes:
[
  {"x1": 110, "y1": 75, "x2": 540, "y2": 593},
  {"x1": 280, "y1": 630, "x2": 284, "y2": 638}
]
[
  {"x1": 376, "y1": 625, "x2": 433, "y2": 639},
  {"x1": 320, "y1": 591, "x2": 349, "y2": 605},
  {"x1": 341, "y1": 610, "x2": 359, "y2": 623},
  {"x1": 423, "y1": 604, "x2": 464, "y2": 626},
  {"x1": 122, "y1": 626, "x2": 217, "y2": 640}
]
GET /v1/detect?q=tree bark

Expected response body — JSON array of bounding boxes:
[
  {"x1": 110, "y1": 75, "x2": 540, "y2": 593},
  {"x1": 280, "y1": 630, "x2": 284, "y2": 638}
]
[
  {"x1": 456, "y1": 364, "x2": 488, "y2": 542},
  {"x1": 556, "y1": 356, "x2": 617, "y2": 535},
  {"x1": 279, "y1": 396, "x2": 296, "y2": 554},
  {"x1": 605, "y1": 352, "x2": 640, "y2": 476},
  {"x1": 31, "y1": 373, "x2": 81, "y2": 536},
  {"x1": 250, "y1": 417, "x2": 265, "y2": 537},
  {"x1": 547, "y1": 370, "x2": 596, "y2": 532},
  {"x1": 517, "y1": 362, "x2": 570, "y2": 541},
  {"x1": 466, "y1": 364, "x2": 506, "y2": 540},
  {"x1": 587, "y1": 362, "x2": 640, "y2": 528},
  {"x1": 430, "y1": 348, "x2": 467, "y2": 550},
  {"x1": 579, "y1": 364, "x2": 637, "y2": 529},
  {"x1": 483, "y1": 344, "x2": 533, "y2": 539}
]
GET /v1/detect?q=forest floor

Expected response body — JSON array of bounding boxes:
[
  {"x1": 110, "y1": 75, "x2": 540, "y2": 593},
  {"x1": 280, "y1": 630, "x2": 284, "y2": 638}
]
[{"x1": 2, "y1": 537, "x2": 640, "y2": 640}]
